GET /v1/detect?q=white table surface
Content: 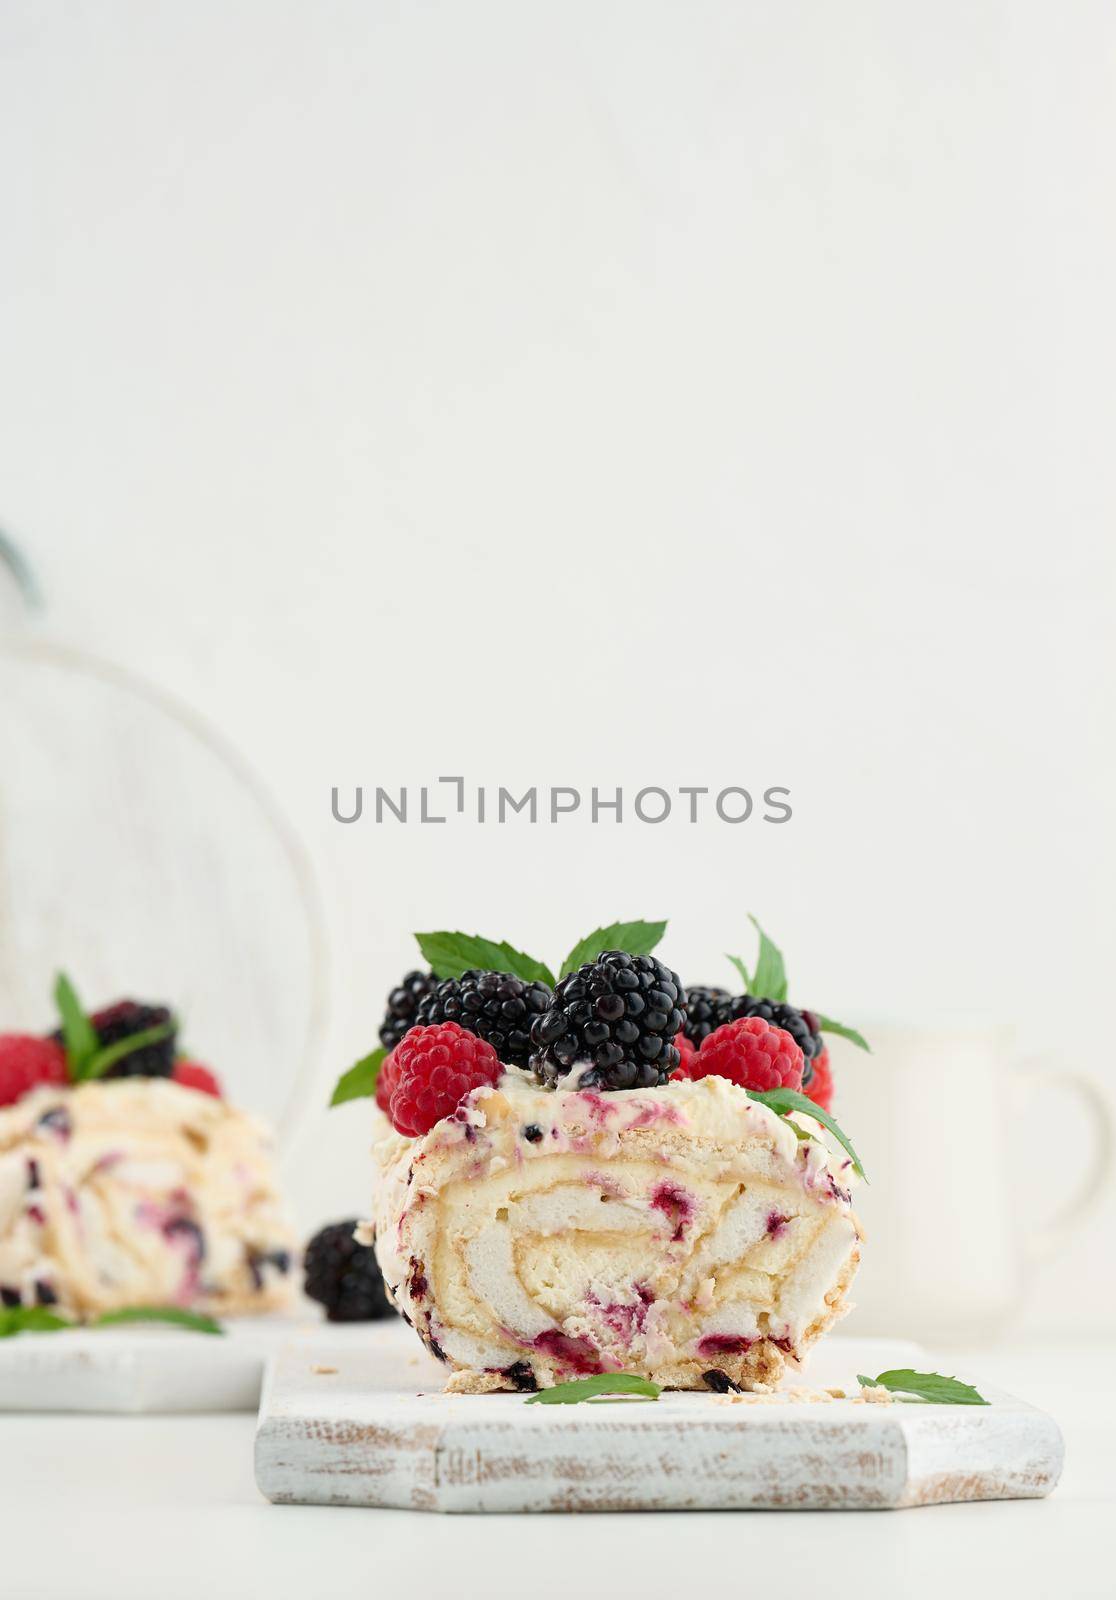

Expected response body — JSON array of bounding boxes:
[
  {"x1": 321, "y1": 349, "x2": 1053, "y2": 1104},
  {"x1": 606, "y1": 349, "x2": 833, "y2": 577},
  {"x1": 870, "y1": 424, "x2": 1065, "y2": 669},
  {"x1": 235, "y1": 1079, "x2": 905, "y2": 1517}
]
[{"x1": 4, "y1": 1340, "x2": 1113, "y2": 1600}]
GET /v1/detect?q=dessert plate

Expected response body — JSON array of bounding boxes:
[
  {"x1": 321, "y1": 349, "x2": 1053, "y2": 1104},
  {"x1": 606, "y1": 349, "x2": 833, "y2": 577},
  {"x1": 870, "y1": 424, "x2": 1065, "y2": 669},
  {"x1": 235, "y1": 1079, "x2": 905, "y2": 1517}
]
[
  {"x1": 0, "y1": 1312, "x2": 377, "y2": 1413},
  {"x1": 254, "y1": 1322, "x2": 1064, "y2": 1512}
]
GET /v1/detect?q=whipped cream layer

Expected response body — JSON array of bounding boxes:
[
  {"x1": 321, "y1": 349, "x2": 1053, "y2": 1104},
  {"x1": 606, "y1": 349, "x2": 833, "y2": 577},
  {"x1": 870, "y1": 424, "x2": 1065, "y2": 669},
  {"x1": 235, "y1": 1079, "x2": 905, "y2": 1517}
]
[
  {"x1": 0, "y1": 1080, "x2": 295, "y2": 1317},
  {"x1": 370, "y1": 1073, "x2": 860, "y2": 1392}
]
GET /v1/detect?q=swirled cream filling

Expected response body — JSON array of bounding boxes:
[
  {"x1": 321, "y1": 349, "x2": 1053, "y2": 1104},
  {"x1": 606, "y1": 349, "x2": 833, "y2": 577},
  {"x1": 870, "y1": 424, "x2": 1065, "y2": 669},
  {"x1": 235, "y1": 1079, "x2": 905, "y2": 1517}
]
[
  {"x1": 0, "y1": 1080, "x2": 295, "y2": 1317},
  {"x1": 371, "y1": 1073, "x2": 860, "y2": 1390}
]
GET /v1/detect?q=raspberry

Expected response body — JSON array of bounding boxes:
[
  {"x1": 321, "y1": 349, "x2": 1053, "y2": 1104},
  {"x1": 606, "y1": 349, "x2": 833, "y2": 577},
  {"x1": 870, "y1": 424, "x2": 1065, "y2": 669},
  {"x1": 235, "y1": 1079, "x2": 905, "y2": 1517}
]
[
  {"x1": 689, "y1": 1016, "x2": 805, "y2": 1094},
  {"x1": 389, "y1": 1022, "x2": 502, "y2": 1137},
  {"x1": 172, "y1": 1060, "x2": 223, "y2": 1098},
  {"x1": 0, "y1": 1035, "x2": 68, "y2": 1107},
  {"x1": 802, "y1": 1044, "x2": 833, "y2": 1112},
  {"x1": 375, "y1": 1049, "x2": 400, "y2": 1116},
  {"x1": 671, "y1": 1030, "x2": 696, "y2": 1081},
  {"x1": 719, "y1": 995, "x2": 821, "y2": 1079}
]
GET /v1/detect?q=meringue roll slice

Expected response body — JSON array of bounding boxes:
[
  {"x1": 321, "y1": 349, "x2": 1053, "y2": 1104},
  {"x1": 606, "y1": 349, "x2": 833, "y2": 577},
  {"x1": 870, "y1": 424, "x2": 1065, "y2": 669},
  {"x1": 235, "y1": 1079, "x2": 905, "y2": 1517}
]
[
  {"x1": 0, "y1": 1079, "x2": 296, "y2": 1318},
  {"x1": 370, "y1": 1072, "x2": 861, "y2": 1393}
]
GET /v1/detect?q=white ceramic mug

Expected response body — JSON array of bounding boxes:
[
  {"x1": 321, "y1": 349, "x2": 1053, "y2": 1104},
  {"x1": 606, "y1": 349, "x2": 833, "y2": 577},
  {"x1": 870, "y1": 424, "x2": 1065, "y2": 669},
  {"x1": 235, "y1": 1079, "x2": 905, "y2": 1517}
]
[{"x1": 832, "y1": 1025, "x2": 1114, "y2": 1340}]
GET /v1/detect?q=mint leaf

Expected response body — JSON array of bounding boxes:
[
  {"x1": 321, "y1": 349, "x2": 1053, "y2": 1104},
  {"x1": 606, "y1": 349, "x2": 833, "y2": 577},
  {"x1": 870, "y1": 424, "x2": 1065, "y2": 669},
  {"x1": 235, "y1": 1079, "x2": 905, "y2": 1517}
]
[
  {"x1": 92, "y1": 1307, "x2": 223, "y2": 1335},
  {"x1": 330, "y1": 1047, "x2": 387, "y2": 1108},
  {"x1": 82, "y1": 1022, "x2": 175, "y2": 1083},
  {"x1": 559, "y1": 921, "x2": 668, "y2": 979},
  {"x1": 725, "y1": 954, "x2": 752, "y2": 989},
  {"x1": 815, "y1": 1014, "x2": 871, "y2": 1053},
  {"x1": 525, "y1": 1372, "x2": 661, "y2": 1405},
  {"x1": 747, "y1": 915, "x2": 788, "y2": 1001},
  {"x1": 0, "y1": 1305, "x2": 74, "y2": 1338},
  {"x1": 415, "y1": 932, "x2": 556, "y2": 988},
  {"x1": 747, "y1": 1085, "x2": 867, "y2": 1180},
  {"x1": 857, "y1": 1369, "x2": 988, "y2": 1406},
  {"x1": 53, "y1": 972, "x2": 98, "y2": 1080}
]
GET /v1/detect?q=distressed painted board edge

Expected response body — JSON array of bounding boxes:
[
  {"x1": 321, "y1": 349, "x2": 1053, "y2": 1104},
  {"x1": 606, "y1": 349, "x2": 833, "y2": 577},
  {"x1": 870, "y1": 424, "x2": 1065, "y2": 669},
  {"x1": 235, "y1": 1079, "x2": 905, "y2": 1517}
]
[{"x1": 254, "y1": 1338, "x2": 1064, "y2": 1513}]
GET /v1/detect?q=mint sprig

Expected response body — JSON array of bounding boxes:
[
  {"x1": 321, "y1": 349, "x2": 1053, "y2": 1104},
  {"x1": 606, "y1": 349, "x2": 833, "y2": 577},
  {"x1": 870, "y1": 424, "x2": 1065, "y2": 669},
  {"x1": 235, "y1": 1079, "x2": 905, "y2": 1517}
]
[
  {"x1": 415, "y1": 932, "x2": 556, "y2": 989},
  {"x1": 53, "y1": 972, "x2": 99, "y2": 1079},
  {"x1": 747, "y1": 914, "x2": 789, "y2": 1001},
  {"x1": 857, "y1": 1369, "x2": 988, "y2": 1406},
  {"x1": 726, "y1": 920, "x2": 869, "y2": 1053},
  {"x1": 560, "y1": 920, "x2": 667, "y2": 979},
  {"x1": 92, "y1": 1307, "x2": 223, "y2": 1335},
  {"x1": 525, "y1": 1372, "x2": 661, "y2": 1405},
  {"x1": 0, "y1": 1305, "x2": 222, "y2": 1337},
  {"x1": 53, "y1": 971, "x2": 179, "y2": 1083},
  {"x1": 0, "y1": 1305, "x2": 73, "y2": 1338},
  {"x1": 82, "y1": 1022, "x2": 175, "y2": 1083},
  {"x1": 814, "y1": 1013, "x2": 871, "y2": 1053},
  {"x1": 330, "y1": 1047, "x2": 387, "y2": 1108},
  {"x1": 726, "y1": 917, "x2": 788, "y2": 1001},
  {"x1": 747, "y1": 1085, "x2": 867, "y2": 1180}
]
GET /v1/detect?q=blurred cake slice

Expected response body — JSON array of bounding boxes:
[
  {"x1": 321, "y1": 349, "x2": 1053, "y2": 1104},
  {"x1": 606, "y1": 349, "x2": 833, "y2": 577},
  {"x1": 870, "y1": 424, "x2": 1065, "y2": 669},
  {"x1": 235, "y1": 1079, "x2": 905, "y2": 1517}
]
[{"x1": 0, "y1": 1078, "x2": 294, "y2": 1317}]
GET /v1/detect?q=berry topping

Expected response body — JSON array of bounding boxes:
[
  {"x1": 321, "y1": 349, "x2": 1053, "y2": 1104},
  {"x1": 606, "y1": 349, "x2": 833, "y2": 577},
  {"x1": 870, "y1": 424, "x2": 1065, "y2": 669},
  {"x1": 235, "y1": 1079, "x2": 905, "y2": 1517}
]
[
  {"x1": 416, "y1": 970, "x2": 553, "y2": 1068},
  {"x1": 718, "y1": 995, "x2": 821, "y2": 1083},
  {"x1": 375, "y1": 1048, "x2": 400, "y2": 1116},
  {"x1": 802, "y1": 1043, "x2": 833, "y2": 1112},
  {"x1": 389, "y1": 1022, "x2": 503, "y2": 1136},
  {"x1": 0, "y1": 1035, "x2": 68, "y2": 1108},
  {"x1": 304, "y1": 1221, "x2": 395, "y2": 1322},
  {"x1": 68, "y1": 1001, "x2": 177, "y2": 1079},
  {"x1": 172, "y1": 1060, "x2": 223, "y2": 1098},
  {"x1": 378, "y1": 970, "x2": 440, "y2": 1052},
  {"x1": 680, "y1": 986, "x2": 730, "y2": 1046},
  {"x1": 688, "y1": 1016, "x2": 805, "y2": 1094},
  {"x1": 529, "y1": 951, "x2": 685, "y2": 1091},
  {"x1": 672, "y1": 1030, "x2": 696, "y2": 1079}
]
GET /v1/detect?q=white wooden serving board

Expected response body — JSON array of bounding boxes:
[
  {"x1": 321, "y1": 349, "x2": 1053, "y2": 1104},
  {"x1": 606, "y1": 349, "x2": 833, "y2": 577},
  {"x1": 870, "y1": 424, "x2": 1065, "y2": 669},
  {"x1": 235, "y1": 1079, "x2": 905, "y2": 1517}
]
[
  {"x1": 254, "y1": 1324, "x2": 1064, "y2": 1513},
  {"x1": 0, "y1": 1313, "x2": 375, "y2": 1414}
]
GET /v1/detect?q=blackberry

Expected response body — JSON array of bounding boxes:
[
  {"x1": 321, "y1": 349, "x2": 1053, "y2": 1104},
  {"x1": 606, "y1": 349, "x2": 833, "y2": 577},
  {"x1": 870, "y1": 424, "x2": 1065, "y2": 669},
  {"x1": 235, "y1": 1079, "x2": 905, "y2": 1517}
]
[
  {"x1": 416, "y1": 969, "x2": 553, "y2": 1068},
  {"x1": 721, "y1": 995, "x2": 822, "y2": 1085},
  {"x1": 303, "y1": 1221, "x2": 394, "y2": 1323},
  {"x1": 681, "y1": 986, "x2": 730, "y2": 1047},
  {"x1": 529, "y1": 951, "x2": 685, "y2": 1091},
  {"x1": 51, "y1": 1001, "x2": 177, "y2": 1078},
  {"x1": 379, "y1": 970, "x2": 439, "y2": 1052}
]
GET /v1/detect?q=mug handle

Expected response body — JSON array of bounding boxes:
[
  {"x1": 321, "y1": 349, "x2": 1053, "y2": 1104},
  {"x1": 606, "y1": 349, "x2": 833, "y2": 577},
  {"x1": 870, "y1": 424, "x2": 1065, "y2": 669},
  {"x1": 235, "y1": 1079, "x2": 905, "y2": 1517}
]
[{"x1": 1014, "y1": 1058, "x2": 1115, "y2": 1265}]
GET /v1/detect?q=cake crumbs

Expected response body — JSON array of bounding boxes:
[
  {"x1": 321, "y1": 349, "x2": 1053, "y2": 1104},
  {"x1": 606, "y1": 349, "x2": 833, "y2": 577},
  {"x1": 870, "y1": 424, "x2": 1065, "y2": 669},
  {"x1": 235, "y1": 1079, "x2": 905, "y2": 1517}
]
[
  {"x1": 715, "y1": 1384, "x2": 837, "y2": 1406},
  {"x1": 853, "y1": 1384, "x2": 895, "y2": 1404},
  {"x1": 311, "y1": 1363, "x2": 338, "y2": 1376}
]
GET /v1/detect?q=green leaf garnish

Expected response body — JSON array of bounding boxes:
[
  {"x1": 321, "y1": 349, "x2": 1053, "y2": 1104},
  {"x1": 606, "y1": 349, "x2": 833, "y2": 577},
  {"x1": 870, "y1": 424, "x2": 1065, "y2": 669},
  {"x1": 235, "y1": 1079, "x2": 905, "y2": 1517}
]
[
  {"x1": 815, "y1": 1013, "x2": 871, "y2": 1052},
  {"x1": 330, "y1": 1046, "x2": 388, "y2": 1108},
  {"x1": 559, "y1": 921, "x2": 668, "y2": 980},
  {"x1": 0, "y1": 1305, "x2": 74, "y2": 1337},
  {"x1": 525, "y1": 1372, "x2": 662, "y2": 1404},
  {"x1": 857, "y1": 1369, "x2": 988, "y2": 1406},
  {"x1": 53, "y1": 972, "x2": 98, "y2": 1080},
  {"x1": 82, "y1": 1022, "x2": 175, "y2": 1083},
  {"x1": 415, "y1": 932, "x2": 556, "y2": 989},
  {"x1": 745, "y1": 914, "x2": 788, "y2": 1002},
  {"x1": 92, "y1": 1306, "x2": 223, "y2": 1334},
  {"x1": 0, "y1": 1305, "x2": 222, "y2": 1337},
  {"x1": 725, "y1": 953, "x2": 752, "y2": 989},
  {"x1": 747, "y1": 1085, "x2": 867, "y2": 1180}
]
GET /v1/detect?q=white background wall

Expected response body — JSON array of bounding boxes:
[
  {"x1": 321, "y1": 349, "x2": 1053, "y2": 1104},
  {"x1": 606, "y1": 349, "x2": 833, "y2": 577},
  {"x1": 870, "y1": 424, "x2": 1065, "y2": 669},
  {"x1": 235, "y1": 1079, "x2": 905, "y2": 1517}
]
[{"x1": 2, "y1": 1, "x2": 1113, "y2": 1334}]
